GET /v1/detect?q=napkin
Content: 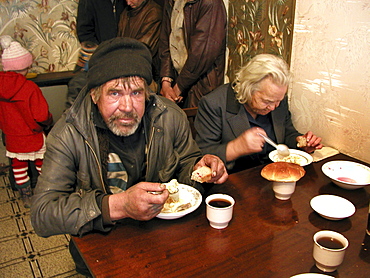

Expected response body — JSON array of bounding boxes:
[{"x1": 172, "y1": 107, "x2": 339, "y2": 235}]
[{"x1": 311, "y1": 146, "x2": 340, "y2": 162}]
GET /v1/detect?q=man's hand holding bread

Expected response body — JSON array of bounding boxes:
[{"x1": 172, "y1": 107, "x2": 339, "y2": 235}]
[{"x1": 192, "y1": 154, "x2": 228, "y2": 184}]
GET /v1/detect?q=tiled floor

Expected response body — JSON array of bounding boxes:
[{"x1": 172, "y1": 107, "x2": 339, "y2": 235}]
[{"x1": 0, "y1": 132, "x2": 85, "y2": 278}]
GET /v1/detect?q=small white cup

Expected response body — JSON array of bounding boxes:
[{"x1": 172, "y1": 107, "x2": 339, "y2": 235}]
[
  {"x1": 272, "y1": 181, "x2": 296, "y2": 200},
  {"x1": 206, "y1": 194, "x2": 235, "y2": 229},
  {"x1": 313, "y1": 230, "x2": 349, "y2": 272}
]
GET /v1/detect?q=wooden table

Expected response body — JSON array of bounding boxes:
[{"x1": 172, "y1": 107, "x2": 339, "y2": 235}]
[{"x1": 73, "y1": 154, "x2": 370, "y2": 277}]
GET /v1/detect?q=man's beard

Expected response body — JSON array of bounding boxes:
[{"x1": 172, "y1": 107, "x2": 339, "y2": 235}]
[{"x1": 106, "y1": 112, "x2": 141, "y2": 136}]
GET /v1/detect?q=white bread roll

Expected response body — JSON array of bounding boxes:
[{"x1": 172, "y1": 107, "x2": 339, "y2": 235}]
[{"x1": 261, "y1": 162, "x2": 305, "y2": 182}]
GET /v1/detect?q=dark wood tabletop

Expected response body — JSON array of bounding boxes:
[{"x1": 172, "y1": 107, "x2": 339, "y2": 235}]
[{"x1": 72, "y1": 154, "x2": 370, "y2": 278}]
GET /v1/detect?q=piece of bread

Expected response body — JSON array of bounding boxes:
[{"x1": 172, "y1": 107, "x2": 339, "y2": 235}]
[
  {"x1": 297, "y1": 136, "x2": 307, "y2": 148},
  {"x1": 191, "y1": 166, "x2": 212, "y2": 183},
  {"x1": 261, "y1": 162, "x2": 305, "y2": 182}
]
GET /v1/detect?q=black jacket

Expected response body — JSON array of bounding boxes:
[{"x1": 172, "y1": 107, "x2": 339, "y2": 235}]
[{"x1": 77, "y1": 0, "x2": 126, "y2": 44}]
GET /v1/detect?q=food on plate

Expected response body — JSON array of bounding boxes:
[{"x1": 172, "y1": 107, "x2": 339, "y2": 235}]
[
  {"x1": 162, "y1": 200, "x2": 192, "y2": 213},
  {"x1": 164, "y1": 179, "x2": 179, "y2": 194},
  {"x1": 162, "y1": 179, "x2": 191, "y2": 213},
  {"x1": 297, "y1": 136, "x2": 307, "y2": 148},
  {"x1": 163, "y1": 179, "x2": 180, "y2": 202},
  {"x1": 157, "y1": 185, "x2": 202, "y2": 219},
  {"x1": 275, "y1": 154, "x2": 307, "y2": 166},
  {"x1": 161, "y1": 179, "x2": 192, "y2": 213},
  {"x1": 261, "y1": 162, "x2": 306, "y2": 182},
  {"x1": 191, "y1": 166, "x2": 212, "y2": 183}
]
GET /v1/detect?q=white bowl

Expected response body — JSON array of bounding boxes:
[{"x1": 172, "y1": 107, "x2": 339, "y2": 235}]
[
  {"x1": 310, "y1": 194, "x2": 356, "y2": 220},
  {"x1": 156, "y1": 184, "x2": 202, "y2": 220},
  {"x1": 321, "y1": 160, "x2": 370, "y2": 190},
  {"x1": 269, "y1": 149, "x2": 313, "y2": 166}
]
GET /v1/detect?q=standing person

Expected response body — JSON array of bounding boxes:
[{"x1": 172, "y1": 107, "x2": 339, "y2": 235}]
[
  {"x1": 158, "y1": 0, "x2": 227, "y2": 108},
  {"x1": 194, "y1": 54, "x2": 323, "y2": 173},
  {"x1": 76, "y1": 0, "x2": 126, "y2": 45},
  {"x1": 31, "y1": 38, "x2": 228, "y2": 277},
  {"x1": 68, "y1": 0, "x2": 126, "y2": 110},
  {"x1": 65, "y1": 41, "x2": 98, "y2": 109},
  {"x1": 117, "y1": 0, "x2": 162, "y2": 89},
  {"x1": 0, "y1": 35, "x2": 53, "y2": 208}
]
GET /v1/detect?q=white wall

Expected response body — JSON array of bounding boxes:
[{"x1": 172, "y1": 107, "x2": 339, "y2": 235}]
[{"x1": 289, "y1": 0, "x2": 370, "y2": 163}]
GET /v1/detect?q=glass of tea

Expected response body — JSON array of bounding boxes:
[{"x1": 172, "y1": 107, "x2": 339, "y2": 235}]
[
  {"x1": 205, "y1": 194, "x2": 235, "y2": 229},
  {"x1": 313, "y1": 230, "x2": 349, "y2": 272}
]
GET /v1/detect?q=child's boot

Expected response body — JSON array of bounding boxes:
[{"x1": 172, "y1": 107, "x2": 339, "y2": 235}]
[{"x1": 19, "y1": 185, "x2": 33, "y2": 208}]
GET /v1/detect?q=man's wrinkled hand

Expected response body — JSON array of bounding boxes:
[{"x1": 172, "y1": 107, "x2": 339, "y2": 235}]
[{"x1": 195, "y1": 154, "x2": 228, "y2": 184}]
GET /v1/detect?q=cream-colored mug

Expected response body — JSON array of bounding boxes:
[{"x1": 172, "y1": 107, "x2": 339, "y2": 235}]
[
  {"x1": 206, "y1": 194, "x2": 235, "y2": 229},
  {"x1": 313, "y1": 230, "x2": 349, "y2": 272}
]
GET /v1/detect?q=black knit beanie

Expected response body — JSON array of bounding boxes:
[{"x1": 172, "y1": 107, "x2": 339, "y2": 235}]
[{"x1": 87, "y1": 37, "x2": 152, "y2": 90}]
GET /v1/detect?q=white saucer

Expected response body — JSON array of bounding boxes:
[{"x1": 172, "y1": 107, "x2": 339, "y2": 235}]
[{"x1": 310, "y1": 195, "x2": 355, "y2": 220}]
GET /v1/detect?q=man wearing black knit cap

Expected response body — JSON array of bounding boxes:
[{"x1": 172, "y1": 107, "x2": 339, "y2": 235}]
[{"x1": 30, "y1": 37, "x2": 228, "y2": 277}]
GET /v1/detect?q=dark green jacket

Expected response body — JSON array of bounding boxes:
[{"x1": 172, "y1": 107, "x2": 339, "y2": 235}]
[{"x1": 31, "y1": 88, "x2": 201, "y2": 237}]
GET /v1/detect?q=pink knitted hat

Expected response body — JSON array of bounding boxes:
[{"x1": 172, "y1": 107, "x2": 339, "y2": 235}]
[{"x1": 0, "y1": 35, "x2": 33, "y2": 71}]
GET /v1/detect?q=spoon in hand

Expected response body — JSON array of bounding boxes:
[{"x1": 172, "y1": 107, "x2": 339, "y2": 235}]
[{"x1": 257, "y1": 133, "x2": 290, "y2": 157}]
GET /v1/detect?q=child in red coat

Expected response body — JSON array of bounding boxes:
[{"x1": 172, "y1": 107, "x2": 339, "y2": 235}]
[{"x1": 0, "y1": 35, "x2": 53, "y2": 208}]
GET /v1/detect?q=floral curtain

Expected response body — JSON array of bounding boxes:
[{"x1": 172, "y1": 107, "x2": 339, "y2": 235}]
[
  {"x1": 0, "y1": 0, "x2": 79, "y2": 73},
  {"x1": 227, "y1": 0, "x2": 296, "y2": 82}
]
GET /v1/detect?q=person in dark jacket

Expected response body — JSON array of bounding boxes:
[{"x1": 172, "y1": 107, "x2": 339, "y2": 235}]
[
  {"x1": 194, "y1": 54, "x2": 323, "y2": 173},
  {"x1": 31, "y1": 38, "x2": 228, "y2": 277},
  {"x1": 158, "y1": 0, "x2": 227, "y2": 108},
  {"x1": 118, "y1": 0, "x2": 162, "y2": 86},
  {"x1": 68, "y1": 0, "x2": 126, "y2": 110},
  {"x1": 76, "y1": 0, "x2": 126, "y2": 44},
  {"x1": 0, "y1": 35, "x2": 53, "y2": 208},
  {"x1": 65, "y1": 41, "x2": 98, "y2": 109}
]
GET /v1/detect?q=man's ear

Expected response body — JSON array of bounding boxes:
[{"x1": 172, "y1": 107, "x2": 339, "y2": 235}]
[{"x1": 90, "y1": 92, "x2": 97, "y2": 104}]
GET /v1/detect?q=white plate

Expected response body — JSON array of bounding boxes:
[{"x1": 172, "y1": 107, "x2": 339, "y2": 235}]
[
  {"x1": 310, "y1": 195, "x2": 356, "y2": 220},
  {"x1": 290, "y1": 274, "x2": 333, "y2": 278},
  {"x1": 269, "y1": 149, "x2": 313, "y2": 166},
  {"x1": 322, "y1": 160, "x2": 370, "y2": 190},
  {"x1": 157, "y1": 184, "x2": 202, "y2": 220}
]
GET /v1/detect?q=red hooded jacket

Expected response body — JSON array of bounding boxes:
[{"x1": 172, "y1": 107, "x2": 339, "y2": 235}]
[{"x1": 0, "y1": 71, "x2": 53, "y2": 153}]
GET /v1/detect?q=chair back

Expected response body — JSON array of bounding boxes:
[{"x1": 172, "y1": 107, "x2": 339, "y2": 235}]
[{"x1": 182, "y1": 107, "x2": 198, "y2": 139}]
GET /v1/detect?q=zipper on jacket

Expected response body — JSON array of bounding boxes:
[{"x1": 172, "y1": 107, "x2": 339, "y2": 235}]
[
  {"x1": 113, "y1": 0, "x2": 117, "y2": 20},
  {"x1": 145, "y1": 126, "x2": 156, "y2": 177},
  {"x1": 85, "y1": 139, "x2": 107, "y2": 194}
]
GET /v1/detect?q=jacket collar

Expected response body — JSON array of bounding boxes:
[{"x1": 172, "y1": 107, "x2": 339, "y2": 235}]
[
  {"x1": 225, "y1": 83, "x2": 240, "y2": 115},
  {"x1": 127, "y1": 0, "x2": 149, "y2": 16},
  {"x1": 224, "y1": 84, "x2": 286, "y2": 142}
]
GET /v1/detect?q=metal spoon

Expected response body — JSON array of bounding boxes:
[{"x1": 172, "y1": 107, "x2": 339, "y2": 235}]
[{"x1": 257, "y1": 133, "x2": 290, "y2": 157}]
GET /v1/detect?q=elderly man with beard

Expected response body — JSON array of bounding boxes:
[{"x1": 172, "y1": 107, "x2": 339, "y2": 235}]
[{"x1": 31, "y1": 38, "x2": 228, "y2": 277}]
